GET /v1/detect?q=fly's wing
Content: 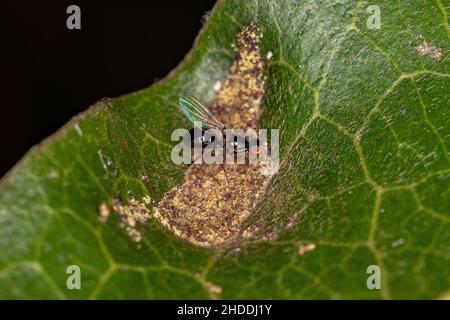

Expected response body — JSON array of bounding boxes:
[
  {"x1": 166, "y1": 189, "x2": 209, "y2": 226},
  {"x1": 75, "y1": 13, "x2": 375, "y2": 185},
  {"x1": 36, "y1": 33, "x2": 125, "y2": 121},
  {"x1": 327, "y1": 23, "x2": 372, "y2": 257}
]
[{"x1": 179, "y1": 96, "x2": 225, "y2": 130}]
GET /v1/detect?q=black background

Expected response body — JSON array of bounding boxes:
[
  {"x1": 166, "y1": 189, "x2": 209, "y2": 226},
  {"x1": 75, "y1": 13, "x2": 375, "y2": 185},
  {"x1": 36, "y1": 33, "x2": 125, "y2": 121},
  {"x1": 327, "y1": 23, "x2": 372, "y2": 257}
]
[{"x1": 0, "y1": 0, "x2": 216, "y2": 176}]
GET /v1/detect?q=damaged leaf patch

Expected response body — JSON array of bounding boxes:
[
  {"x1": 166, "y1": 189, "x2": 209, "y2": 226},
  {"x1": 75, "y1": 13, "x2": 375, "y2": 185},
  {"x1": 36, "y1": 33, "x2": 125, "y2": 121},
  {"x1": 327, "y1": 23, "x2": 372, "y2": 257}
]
[
  {"x1": 415, "y1": 38, "x2": 443, "y2": 61},
  {"x1": 153, "y1": 23, "x2": 272, "y2": 247},
  {"x1": 112, "y1": 195, "x2": 152, "y2": 243}
]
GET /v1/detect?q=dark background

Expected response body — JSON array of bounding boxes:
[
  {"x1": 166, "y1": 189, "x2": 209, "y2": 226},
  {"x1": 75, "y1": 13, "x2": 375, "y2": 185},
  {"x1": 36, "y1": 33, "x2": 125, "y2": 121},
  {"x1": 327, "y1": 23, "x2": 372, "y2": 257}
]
[{"x1": 0, "y1": 0, "x2": 216, "y2": 176}]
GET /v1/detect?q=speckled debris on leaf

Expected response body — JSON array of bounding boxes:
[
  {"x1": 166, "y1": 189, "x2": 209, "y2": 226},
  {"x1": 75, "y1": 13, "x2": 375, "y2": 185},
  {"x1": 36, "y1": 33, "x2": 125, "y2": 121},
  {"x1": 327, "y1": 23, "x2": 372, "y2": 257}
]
[{"x1": 153, "y1": 23, "x2": 272, "y2": 247}]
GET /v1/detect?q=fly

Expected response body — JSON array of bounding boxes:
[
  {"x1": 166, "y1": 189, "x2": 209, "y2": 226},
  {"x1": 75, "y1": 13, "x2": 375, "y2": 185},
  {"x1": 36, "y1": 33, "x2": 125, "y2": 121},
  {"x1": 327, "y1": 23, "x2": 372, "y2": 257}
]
[{"x1": 178, "y1": 96, "x2": 262, "y2": 160}]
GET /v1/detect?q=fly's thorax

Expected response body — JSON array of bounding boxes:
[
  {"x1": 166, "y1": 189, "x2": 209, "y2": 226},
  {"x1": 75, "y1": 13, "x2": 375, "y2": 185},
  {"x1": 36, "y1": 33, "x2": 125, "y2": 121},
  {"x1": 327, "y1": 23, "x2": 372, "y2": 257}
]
[
  {"x1": 225, "y1": 135, "x2": 247, "y2": 154},
  {"x1": 187, "y1": 127, "x2": 222, "y2": 148},
  {"x1": 224, "y1": 128, "x2": 259, "y2": 155}
]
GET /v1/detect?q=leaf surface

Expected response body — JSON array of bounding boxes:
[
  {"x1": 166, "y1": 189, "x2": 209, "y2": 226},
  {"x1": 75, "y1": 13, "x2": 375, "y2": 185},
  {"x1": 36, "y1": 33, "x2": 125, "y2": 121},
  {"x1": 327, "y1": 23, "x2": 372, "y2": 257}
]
[{"x1": 0, "y1": 0, "x2": 449, "y2": 299}]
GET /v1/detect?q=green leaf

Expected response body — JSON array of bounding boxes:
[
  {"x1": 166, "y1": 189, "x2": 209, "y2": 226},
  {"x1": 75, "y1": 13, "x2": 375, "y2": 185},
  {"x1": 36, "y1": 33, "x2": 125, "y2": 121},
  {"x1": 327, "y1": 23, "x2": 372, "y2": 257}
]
[{"x1": 1, "y1": 0, "x2": 449, "y2": 299}]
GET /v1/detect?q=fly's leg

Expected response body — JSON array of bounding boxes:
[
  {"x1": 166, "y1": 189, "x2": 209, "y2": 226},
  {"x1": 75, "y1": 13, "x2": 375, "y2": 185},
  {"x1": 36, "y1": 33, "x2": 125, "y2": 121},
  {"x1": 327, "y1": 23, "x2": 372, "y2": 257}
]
[{"x1": 220, "y1": 163, "x2": 229, "y2": 185}]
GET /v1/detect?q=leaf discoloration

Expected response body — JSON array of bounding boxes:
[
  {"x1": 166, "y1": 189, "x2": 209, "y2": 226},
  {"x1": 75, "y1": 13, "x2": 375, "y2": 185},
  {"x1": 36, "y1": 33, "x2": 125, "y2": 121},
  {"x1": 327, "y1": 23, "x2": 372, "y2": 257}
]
[{"x1": 153, "y1": 23, "x2": 271, "y2": 247}]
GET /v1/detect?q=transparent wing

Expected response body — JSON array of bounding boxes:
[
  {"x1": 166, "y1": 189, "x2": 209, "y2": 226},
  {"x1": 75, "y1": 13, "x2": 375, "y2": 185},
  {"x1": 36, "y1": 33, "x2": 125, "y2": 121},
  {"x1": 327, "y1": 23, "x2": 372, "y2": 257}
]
[{"x1": 179, "y1": 96, "x2": 225, "y2": 130}]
